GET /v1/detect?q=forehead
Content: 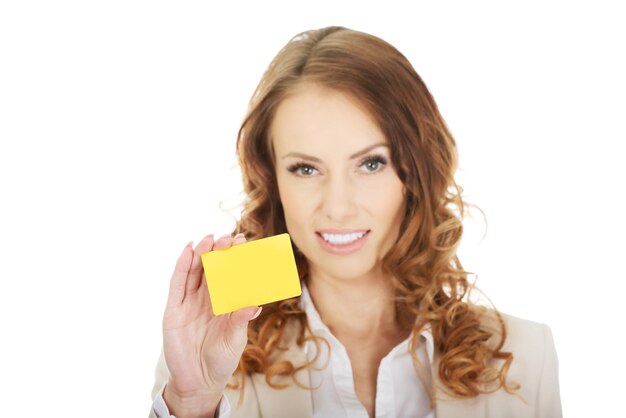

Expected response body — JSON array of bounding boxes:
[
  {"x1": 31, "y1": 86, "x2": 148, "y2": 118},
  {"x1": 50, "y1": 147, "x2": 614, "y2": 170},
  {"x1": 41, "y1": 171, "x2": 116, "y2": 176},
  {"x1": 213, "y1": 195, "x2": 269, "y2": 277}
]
[{"x1": 270, "y1": 82, "x2": 387, "y2": 155}]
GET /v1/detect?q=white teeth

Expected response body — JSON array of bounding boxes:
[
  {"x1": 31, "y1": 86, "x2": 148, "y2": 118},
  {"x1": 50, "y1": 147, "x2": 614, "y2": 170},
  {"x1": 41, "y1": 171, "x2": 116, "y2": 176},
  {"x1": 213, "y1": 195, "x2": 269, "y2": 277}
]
[{"x1": 320, "y1": 231, "x2": 366, "y2": 245}]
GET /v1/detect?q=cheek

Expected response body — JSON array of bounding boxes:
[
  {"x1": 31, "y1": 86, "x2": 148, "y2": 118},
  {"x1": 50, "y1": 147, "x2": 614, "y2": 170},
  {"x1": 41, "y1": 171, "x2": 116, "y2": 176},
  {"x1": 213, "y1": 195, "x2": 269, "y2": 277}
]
[
  {"x1": 277, "y1": 178, "x2": 310, "y2": 226},
  {"x1": 377, "y1": 188, "x2": 406, "y2": 237},
  {"x1": 368, "y1": 174, "x2": 405, "y2": 212}
]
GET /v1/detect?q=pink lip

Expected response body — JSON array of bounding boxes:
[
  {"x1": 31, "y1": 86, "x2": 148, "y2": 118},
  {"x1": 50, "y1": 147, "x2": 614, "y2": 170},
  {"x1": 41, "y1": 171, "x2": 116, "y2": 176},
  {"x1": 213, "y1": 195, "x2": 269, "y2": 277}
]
[{"x1": 315, "y1": 230, "x2": 370, "y2": 255}]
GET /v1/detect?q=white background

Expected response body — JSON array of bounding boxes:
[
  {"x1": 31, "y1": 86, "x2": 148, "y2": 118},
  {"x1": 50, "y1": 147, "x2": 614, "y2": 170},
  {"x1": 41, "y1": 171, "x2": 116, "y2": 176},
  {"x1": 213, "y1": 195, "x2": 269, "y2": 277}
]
[{"x1": 1, "y1": 1, "x2": 623, "y2": 416}]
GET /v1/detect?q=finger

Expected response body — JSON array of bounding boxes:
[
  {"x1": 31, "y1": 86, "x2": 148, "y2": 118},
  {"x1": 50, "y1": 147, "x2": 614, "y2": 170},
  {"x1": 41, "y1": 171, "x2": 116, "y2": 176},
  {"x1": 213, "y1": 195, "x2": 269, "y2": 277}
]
[
  {"x1": 186, "y1": 234, "x2": 215, "y2": 294},
  {"x1": 166, "y1": 242, "x2": 194, "y2": 307},
  {"x1": 196, "y1": 269, "x2": 214, "y2": 311},
  {"x1": 212, "y1": 234, "x2": 234, "y2": 250},
  {"x1": 199, "y1": 235, "x2": 235, "y2": 312},
  {"x1": 229, "y1": 306, "x2": 262, "y2": 329},
  {"x1": 232, "y1": 233, "x2": 247, "y2": 246}
]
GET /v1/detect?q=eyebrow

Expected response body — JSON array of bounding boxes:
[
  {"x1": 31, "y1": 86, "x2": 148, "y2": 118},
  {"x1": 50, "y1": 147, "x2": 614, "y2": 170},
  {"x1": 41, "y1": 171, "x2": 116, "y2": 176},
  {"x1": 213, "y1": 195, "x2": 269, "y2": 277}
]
[{"x1": 281, "y1": 143, "x2": 389, "y2": 162}]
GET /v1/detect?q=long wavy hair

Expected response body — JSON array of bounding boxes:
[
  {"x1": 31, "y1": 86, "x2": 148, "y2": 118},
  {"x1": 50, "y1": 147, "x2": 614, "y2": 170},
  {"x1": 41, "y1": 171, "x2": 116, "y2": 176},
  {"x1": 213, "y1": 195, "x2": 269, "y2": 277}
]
[{"x1": 230, "y1": 26, "x2": 518, "y2": 401}]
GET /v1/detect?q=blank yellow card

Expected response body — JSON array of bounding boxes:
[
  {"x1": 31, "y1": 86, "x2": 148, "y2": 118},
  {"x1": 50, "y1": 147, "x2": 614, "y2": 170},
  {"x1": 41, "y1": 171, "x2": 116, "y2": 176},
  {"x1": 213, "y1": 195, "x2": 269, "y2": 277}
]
[{"x1": 201, "y1": 233, "x2": 302, "y2": 315}]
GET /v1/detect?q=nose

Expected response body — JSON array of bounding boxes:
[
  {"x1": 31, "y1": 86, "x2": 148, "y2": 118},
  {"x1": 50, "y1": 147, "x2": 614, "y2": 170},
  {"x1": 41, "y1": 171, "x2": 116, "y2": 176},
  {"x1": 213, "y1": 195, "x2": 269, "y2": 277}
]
[{"x1": 320, "y1": 172, "x2": 357, "y2": 224}]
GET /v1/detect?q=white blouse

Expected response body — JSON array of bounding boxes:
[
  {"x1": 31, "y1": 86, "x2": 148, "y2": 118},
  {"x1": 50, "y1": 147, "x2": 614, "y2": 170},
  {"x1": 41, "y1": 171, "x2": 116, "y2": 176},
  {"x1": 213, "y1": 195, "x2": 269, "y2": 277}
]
[
  {"x1": 153, "y1": 285, "x2": 436, "y2": 418},
  {"x1": 300, "y1": 285, "x2": 436, "y2": 418}
]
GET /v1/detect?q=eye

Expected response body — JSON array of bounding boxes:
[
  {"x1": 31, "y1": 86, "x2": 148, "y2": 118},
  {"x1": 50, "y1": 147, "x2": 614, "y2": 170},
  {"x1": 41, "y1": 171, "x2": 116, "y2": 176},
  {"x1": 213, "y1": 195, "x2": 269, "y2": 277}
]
[
  {"x1": 358, "y1": 155, "x2": 388, "y2": 173},
  {"x1": 287, "y1": 162, "x2": 318, "y2": 177},
  {"x1": 286, "y1": 155, "x2": 388, "y2": 178}
]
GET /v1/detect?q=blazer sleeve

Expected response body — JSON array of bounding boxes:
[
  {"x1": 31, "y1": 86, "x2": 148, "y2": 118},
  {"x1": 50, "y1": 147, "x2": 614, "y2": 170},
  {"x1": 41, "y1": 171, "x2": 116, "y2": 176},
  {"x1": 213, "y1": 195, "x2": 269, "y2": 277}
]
[
  {"x1": 148, "y1": 350, "x2": 168, "y2": 418},
  {"x1": 148, "y1": 349, "x2": 233, "y2": 418},
  {"x1": 536, "y1": 324, "x2": 562, "y2": 418}
]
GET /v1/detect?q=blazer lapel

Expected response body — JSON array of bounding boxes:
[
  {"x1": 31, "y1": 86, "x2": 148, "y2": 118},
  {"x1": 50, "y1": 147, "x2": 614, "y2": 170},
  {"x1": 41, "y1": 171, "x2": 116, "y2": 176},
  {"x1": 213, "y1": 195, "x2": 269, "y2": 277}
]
[{"x1": 250, "y1": 321, "x2": 313, "y2": 418}]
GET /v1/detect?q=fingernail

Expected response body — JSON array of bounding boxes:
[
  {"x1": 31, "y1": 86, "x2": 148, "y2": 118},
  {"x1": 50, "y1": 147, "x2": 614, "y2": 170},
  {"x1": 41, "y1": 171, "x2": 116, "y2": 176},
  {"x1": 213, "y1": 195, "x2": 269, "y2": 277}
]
[
  {"x1": 234, "y1": 233, "x2": 245, "y2": 240},
  {"x1": 251, "y1": 306, "x2": 262, "y2": 320},
  {"x1": 203, "y1": 233, "x2": 214, "y2": 242},
  {"x1": 185, "y1": 241, "x2": 193, "y2": 249}
]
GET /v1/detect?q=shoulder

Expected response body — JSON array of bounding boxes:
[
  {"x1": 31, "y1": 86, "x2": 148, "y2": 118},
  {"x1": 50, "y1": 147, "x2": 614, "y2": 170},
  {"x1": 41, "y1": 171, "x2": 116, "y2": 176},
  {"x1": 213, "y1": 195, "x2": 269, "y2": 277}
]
[
  {"x1": 473, "y1": 309, "x2": 562, "y2": 416},
  {"x1": 500, "y1": 311, "x2": 551, "y2": 344},
  {"x1": 434, "y1": 309, "x2": 562, "y2": 417},
  {"x1": 474, "y1": 308, "x2": 555, "y2": 381},
  {"x1": 485, "y1": 310, "x2": 552, "y2": 357}
]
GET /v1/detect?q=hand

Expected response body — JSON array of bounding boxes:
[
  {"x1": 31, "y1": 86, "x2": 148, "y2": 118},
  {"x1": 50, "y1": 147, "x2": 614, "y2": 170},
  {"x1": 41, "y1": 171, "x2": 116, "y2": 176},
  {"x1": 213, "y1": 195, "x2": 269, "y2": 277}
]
[{"x1": 162, "y1": 233, "x2": 261, "y2": 417}]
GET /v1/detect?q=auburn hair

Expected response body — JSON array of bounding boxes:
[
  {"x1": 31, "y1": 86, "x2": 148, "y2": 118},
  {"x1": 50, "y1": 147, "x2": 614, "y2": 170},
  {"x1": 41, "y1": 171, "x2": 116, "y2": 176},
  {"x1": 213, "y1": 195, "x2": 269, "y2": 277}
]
[{"x1": 230, "y1": 26, "x2": 518, "y2": 400}]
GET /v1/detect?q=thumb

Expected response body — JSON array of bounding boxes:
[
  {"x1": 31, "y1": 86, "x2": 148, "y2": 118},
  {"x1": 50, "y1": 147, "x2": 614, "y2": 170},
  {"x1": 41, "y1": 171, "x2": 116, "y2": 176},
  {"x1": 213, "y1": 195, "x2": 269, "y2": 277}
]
[{"x1": 229, "y1": 306, "x2": 262, "y2": 328}]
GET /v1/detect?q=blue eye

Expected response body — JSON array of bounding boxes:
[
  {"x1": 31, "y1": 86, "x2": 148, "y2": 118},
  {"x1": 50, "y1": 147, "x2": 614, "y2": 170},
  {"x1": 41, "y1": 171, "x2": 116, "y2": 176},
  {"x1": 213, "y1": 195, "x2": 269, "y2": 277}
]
[
  {"x1": 287, "y1": 163, "x2": 317, "y2": 176},
  {"x1": 286, "y1": 154, "x2": 388, "y2": 178},
  {"x1": 359, "y1": 155, "x2": 388, "y2": 173}
]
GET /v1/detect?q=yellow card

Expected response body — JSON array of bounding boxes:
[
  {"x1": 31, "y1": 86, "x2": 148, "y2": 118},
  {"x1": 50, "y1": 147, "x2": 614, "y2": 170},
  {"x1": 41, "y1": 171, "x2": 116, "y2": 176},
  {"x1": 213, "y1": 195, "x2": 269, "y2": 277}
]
[{"x1": 201, "y1": 233, "x2": 302, "y2": 315}]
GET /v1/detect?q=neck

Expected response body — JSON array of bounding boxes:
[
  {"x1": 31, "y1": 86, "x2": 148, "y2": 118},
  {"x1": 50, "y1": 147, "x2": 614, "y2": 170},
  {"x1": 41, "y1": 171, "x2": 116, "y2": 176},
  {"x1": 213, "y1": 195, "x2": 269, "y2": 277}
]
[{"x1": 306, "y1": 267, "x2": 409, "y2": 344}]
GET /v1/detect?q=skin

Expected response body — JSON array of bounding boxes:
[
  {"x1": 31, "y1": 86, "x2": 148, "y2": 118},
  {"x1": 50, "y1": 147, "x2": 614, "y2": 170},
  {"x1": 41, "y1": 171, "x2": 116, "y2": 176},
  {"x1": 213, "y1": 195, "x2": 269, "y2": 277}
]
[
  {"x1": 272, "y1": 82, "x2": 411, "y2": 418},
  {"x1": 162, "y1": 233, "x2": 261, "y2": 418}
]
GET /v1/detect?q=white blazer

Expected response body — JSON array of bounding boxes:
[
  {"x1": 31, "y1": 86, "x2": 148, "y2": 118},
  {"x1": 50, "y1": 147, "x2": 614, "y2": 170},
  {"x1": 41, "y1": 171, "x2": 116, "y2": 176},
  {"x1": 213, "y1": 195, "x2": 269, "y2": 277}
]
[{"x1": 150, "y1": 311, "x2": 562, "y2": 418}]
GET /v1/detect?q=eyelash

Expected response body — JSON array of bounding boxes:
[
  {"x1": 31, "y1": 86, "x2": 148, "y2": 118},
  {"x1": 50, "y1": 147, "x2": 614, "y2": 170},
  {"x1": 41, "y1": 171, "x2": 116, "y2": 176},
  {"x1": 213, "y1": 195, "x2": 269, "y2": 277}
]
[{"x1": 286, "y1": 154, "x2": 389, "y2": 177}]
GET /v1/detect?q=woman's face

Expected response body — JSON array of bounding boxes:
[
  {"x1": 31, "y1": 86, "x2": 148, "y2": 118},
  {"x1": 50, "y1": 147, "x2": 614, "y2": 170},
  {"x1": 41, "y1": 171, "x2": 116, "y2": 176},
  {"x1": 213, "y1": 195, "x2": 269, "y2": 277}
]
[{"x1": 271, "y1": 82, "x2": 406, "y2": 283}]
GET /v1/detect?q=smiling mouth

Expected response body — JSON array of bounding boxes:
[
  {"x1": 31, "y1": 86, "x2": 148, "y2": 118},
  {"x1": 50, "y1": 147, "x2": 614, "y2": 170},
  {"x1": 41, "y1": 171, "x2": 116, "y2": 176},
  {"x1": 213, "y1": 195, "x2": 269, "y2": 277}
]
[{"x1": 316, "y1": 230, "x2": 371, "y2": 245}]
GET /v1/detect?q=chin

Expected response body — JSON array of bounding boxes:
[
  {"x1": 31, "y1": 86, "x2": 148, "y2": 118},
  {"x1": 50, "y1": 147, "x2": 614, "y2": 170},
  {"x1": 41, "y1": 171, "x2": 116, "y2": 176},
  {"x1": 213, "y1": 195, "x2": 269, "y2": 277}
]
[{"x1": 309, "y1": 255, "x2": 378, "y2": 282}]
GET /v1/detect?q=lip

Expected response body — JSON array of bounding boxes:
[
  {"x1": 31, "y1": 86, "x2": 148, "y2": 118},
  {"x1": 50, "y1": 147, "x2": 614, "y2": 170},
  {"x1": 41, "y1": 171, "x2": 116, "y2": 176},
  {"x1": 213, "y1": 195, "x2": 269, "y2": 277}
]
[{"x1": 315, "y1": 230, "x2": 370, "y2": 255}]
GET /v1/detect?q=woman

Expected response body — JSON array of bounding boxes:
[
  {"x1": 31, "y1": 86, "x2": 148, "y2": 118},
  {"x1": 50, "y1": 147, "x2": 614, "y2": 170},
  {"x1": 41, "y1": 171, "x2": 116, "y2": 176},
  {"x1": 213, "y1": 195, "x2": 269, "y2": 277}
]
[{"x1": 150, "y1": 26, "x2": 561, "y2": 418}]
